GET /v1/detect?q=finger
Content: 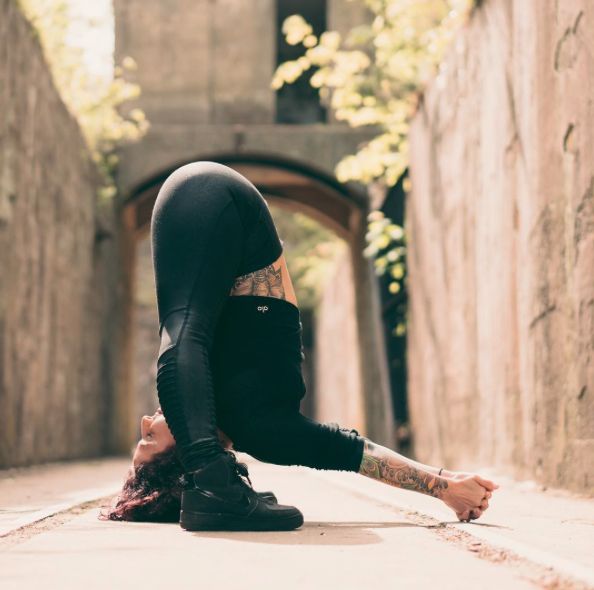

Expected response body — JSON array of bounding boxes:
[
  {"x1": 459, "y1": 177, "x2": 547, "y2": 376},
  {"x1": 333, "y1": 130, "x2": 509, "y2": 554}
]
[
  {"x1": 480, "y1": 498, "x2": 489, "y2": 510},
  {"x1": 458, "y1": 509, "x2": 471, "y2": 522},
  {"x1": 475, "y1": 475, "x2": 499, "y2": 490},
  {"x1": 469, "y1": 508, "x2": 482, "y2": 520}
]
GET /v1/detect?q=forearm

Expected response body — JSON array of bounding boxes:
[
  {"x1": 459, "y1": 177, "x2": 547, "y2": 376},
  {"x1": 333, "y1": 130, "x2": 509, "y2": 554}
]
[
  {"x1": 358, "y1": 438, "x2": 450, "y2": 499},
  {"x1": 402, "y1": 455, "x2": 453, "y2": 478}
]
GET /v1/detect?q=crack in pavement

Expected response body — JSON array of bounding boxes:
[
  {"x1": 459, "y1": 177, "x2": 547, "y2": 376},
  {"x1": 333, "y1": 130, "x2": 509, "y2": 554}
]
[
  {"x1": 0, "y1": 495, "x2": 117, "y2": 550},
  {"x1": 309, "y1": 475, "x2": 594, "y2": 590}
]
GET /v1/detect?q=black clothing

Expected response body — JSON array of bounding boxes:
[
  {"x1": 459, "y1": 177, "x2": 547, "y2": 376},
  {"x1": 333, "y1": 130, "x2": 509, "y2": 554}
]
[
  {"x1": 212, "y1": 295, "x2": 307, "y2": 416},
  {"x1": 150, "y1": 161, "x2": 365, "y2": 474},
  {"x1": 212, "y1": 295, "x2": 365, "y2": 472},
  {"x1": 151, "y1": 161, "x2": 284, "y2": 470},
  {"x1": 180, "y1": 452, "x2": 304, "y2": 531}
]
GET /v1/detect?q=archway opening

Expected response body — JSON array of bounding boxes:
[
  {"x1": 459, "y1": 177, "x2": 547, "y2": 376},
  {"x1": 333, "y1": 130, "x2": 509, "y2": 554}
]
[{"x1": 124, "y1": 155, "x2": 368, "y2": 240}]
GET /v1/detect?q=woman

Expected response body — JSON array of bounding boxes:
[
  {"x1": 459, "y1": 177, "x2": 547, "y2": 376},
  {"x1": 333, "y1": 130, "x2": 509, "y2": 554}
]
[{"x1": 102, "y1": 161, "x2": 498, "y2": 530}]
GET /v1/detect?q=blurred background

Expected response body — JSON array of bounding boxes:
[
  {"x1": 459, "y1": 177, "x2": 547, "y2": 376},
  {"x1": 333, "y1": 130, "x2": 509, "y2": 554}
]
[{"x1": 1, "y1": 0, "x2": 592, "y2": 495}]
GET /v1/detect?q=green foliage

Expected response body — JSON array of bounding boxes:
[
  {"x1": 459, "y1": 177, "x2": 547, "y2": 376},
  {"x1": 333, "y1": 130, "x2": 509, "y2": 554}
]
[
  {"x1": 364, "y1": 208, "x2": 407, "y2": 336},
  {"x1": 272, "y1": 0, "x2": 473, "y2": 186},
  {"x1": 273, "y1": 0, "x2": 473, "y2": 333},
  {"x1": 269, "y1": 205, "x2": 346, "y2": 310},
  {"x1": 19, "y1": 0, "x2": 149, "y2": 203}
]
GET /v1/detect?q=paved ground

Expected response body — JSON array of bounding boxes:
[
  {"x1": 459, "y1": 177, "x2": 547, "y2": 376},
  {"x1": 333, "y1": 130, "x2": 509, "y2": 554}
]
[
  {"x1": 0, "y1": 457, "x2": 130, "y2": 536},
  {"x1": 1, "y1": 456, "x2": 593, "y2": 590}
]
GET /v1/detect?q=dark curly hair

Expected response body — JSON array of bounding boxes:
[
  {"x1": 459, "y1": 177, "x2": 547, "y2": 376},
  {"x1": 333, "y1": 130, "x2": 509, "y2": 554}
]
[{"x1": 99, "y1": 445, "x2": 187, "y2": 523}]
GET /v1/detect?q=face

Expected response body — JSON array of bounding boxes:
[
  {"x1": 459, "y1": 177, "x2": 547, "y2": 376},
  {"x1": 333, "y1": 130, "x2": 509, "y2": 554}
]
[{"x1": 132, "y1": 407, "x2": 175, "y2": 469}]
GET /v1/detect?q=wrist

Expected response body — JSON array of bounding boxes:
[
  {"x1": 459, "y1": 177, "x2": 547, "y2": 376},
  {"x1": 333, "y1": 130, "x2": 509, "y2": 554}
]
[{"x1": 435, "y1": 476, "x2": 455, "y2": 500}]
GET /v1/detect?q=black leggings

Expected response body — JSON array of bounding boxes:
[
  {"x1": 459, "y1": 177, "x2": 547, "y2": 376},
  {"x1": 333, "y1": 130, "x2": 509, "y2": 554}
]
[{"x1": 150, "y1": 161, "x2": 365, "y2": 473}]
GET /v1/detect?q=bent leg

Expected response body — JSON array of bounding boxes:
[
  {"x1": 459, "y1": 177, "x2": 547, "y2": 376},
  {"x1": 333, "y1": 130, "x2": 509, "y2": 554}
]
[
  {"x1": 150, "y1": 161, "x2": 286, "y2": 472},
  {"x1": 151, "y1": 164, "x2": 247, "y2": 471}
]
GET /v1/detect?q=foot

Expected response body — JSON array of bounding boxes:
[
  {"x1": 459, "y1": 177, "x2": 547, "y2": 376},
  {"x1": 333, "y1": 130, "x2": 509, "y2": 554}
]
[
  {"x1": 229, "y1": 453, "x2": 277, "y2": 504},
  {"x1": 439, "y1": 472, "x2": 499, "y2": 522},
  {"x1": 180, "y1": 452, "x2": 301, "y2": 531},
  {"x1": 257, "y1": 490, "x2": 278, "y2": 504}
]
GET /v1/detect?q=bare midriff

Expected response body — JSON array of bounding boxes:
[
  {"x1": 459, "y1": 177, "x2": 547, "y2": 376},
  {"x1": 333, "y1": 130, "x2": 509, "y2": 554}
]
[{"x1": 229, "y1": 253, "x2": 298, "y2": 308}]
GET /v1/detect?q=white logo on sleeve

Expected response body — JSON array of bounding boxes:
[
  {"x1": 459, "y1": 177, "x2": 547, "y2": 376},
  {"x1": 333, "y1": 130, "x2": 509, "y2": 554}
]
[{"x1": 257, "y1": 305, "x2": 269, "y2": 313}]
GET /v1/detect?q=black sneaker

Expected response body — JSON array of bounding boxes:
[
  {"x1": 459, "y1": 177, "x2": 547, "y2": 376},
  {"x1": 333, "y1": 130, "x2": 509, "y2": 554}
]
[
  {"x1": 233, "y1": 458, "x2": 277, "y2": 504},
  {"x1": 257, "y1": 490, "x2": 278, "y2": 504},
  {"x1": 180, "y1": 452, "x2": 302, "y2": 531}
]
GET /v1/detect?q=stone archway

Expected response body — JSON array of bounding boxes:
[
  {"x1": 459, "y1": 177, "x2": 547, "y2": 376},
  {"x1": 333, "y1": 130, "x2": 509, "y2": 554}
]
[{"x1": 116, "y1": 153, "x2": 394, "y2": 452}]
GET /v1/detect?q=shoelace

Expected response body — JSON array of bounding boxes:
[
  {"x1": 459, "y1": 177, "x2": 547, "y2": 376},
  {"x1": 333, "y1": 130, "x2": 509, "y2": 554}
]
[{"x1": 224, "y1": 450, "x2": 254, "y2": 489}]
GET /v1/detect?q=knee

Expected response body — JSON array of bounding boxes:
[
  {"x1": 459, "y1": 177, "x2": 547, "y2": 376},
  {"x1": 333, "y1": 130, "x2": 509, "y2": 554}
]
[{"x1": 158, "y1": 310, "x2": 186, "y2": 359}]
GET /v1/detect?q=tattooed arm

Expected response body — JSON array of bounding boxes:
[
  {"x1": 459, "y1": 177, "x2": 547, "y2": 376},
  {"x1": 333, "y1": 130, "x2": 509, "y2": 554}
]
[
  {"x1": 358, "y1": 439, "x2": 498, "y2": 522},
  {"x1": 359, "y1": 439, "x2": 449, "y2": 499}
]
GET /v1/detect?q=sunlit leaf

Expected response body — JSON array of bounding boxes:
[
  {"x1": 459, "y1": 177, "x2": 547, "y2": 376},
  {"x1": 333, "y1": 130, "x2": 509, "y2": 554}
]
[
  {"x1": 388, "y1": 281, "x2": 401, "y2": 294},
  {"x1": 20, "y1": 0, "x2": 150, "y2": 202}
]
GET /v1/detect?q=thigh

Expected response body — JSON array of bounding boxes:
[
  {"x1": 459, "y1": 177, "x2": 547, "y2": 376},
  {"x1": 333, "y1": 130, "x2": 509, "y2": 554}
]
[
  {"x1": 150, "y1": 163, "x2": 245, "y2": 339},
  {"x1": 151, "y1": 161, "x2": 287, "y2": 321}
]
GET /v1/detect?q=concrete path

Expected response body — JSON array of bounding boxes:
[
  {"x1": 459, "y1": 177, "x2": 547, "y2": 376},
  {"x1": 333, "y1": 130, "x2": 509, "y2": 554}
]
[
  {"x1": 1, "y1": 456, "x2": 593, "y2": 590},
  {"x1": 315, "y1": 467, "x2": 594, "y2": 586},
  {"x1": 0, "y1": 457, "x2": 130, "y2": 536}
]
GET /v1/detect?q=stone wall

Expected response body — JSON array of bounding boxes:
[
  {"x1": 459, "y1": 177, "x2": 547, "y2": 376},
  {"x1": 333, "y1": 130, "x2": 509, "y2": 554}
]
[
  {"x1": 0, "y1": 0, "x2": 121, "y2": 467},
  {"x1": 132, "y1": 235, "x2": 160, "y2": 424},
  {"x1": 407, "y1": 0, "x2": 594, "y2": 492},
  {"x1": 113, "y1": 0, "x2": 379, "y2": 196},
  {"x1": 114, "y1": 0, "x2": 371, "y2": 127}
]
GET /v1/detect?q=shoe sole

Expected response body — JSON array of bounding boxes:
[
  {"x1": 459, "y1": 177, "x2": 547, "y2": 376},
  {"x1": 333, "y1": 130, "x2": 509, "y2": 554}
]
[{"x1": 179, "y1": 510, "x2": 304, "y2": 532}]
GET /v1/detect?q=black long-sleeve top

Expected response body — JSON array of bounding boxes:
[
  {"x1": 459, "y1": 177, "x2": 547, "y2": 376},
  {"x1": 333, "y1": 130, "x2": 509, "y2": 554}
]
[{"x1": 211, "y1": 294, "x2": 365, "y2": 472}]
